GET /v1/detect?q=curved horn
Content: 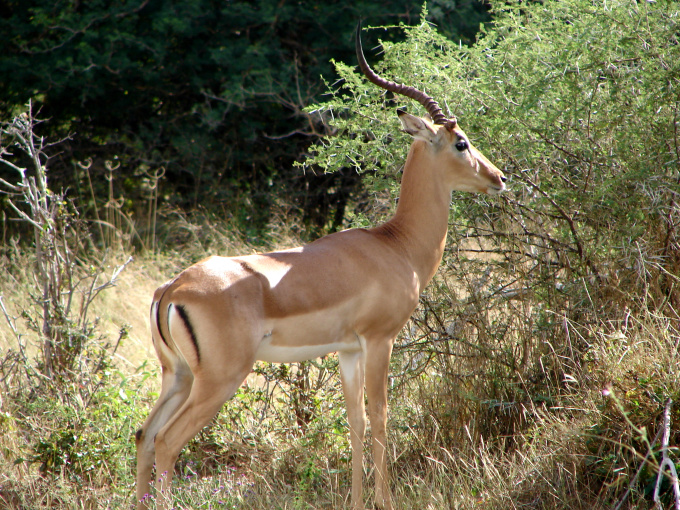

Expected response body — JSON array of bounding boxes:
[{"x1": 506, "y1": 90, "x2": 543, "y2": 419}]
[{"x1": 355, "y1": 22, "x2": 450, "y2": 126}]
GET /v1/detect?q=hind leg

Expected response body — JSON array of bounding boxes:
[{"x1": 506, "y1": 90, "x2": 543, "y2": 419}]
[
  {"x1": 135, "y1": 362, "x2": 193, "y2": 509},
  {"x1": 153, "y1": 366, "x2": 253, "y2": 510}
]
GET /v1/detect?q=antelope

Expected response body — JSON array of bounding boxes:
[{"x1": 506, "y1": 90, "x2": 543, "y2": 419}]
[{"x1": 135, "y1": 24, "x2": 506, "y2": 510}]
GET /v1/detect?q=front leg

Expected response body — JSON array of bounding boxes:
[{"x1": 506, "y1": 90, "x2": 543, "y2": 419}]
[{"x1": 365, "y1": 340, "x2": 394, "y2": 510}]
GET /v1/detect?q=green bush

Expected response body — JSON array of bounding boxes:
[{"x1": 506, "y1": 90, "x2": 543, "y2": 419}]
[
  {"x1": 305, "y1": 1, "x2": 680, "y2": 505},
  {"x1": 27, "y1": 369, "x2": 150, "y2": 481},
  {"x1": 307, "y1": 0, "x2": 680, "y2": 317}
]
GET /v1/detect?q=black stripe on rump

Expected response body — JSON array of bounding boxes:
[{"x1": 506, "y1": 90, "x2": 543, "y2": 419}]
[
  {"x1": 155, "y1": 285, "x2": 173, "y2": 347},
  {"x1": 174, "y1": 304, "x2": 201, "y2": 363}
]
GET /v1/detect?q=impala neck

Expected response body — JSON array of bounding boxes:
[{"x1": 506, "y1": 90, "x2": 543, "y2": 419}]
[{"x1": 374, "y1": 141, "x2": 453, "y2": 292}]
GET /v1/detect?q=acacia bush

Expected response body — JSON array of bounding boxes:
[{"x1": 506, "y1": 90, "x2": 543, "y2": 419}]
[
  {"x1": 305, "y1": 1, "x2": 680, "y2": 505},
  {"x1": 309, "y1": 1, "x2": 679, "y2": 317}
]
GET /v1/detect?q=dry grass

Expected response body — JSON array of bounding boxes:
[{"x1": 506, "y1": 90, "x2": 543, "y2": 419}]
[{"x1": 1, "y1": 215, "x2": 679, "y2": 509}]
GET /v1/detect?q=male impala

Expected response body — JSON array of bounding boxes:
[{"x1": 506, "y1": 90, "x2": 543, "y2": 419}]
[{"x1": 135, "y1": 24, "x2": 506, "y2": 510}]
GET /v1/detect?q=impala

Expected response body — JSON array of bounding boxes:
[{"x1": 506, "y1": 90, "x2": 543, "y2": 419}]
[{"x1": 135, "y1": 24, "x2": 506, "y2": 510}]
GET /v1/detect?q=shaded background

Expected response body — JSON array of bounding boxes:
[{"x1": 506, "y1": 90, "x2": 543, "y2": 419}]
[{"x1": 0, "y1": 0, "x2": 491, "y2": 237}]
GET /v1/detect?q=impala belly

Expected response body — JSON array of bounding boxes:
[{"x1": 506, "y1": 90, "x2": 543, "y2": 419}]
[
  {"x1": 255, "y1": 301, "x2": 363, "y2": 363},
  {"x1": 255, "y1": 336, "x2": 360, "y2": 363}
]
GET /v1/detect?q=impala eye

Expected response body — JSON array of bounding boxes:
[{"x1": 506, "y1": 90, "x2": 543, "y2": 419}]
[{"x1": 455, "y1": 140, "x2": 468, "y2": 152}]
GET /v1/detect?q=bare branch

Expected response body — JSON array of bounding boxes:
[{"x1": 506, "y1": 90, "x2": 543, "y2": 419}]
[{"x1": 654, "y1": 399, "x2": 680, "y2": 510}]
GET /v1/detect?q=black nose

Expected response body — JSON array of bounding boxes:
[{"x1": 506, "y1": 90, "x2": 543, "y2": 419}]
[{"x1": 501, "y1": 176, "x2": 508, "y2": 183}]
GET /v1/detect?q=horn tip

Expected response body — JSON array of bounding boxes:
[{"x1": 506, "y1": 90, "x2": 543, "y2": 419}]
[{"x1": 356, "y1": 20, "x2": 365, "y2": 63}]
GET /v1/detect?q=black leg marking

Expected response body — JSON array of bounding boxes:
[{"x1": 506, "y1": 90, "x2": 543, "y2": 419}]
[
  {"x1": 136, "y1": 429, "x2": 143, "y2": 442},
  {"x1": 174, "y1": 304, "x2": 201, "y2": 363}
]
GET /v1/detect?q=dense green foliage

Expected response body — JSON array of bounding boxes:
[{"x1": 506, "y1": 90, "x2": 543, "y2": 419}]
[
  {"x1": 305, "y1": 0, "x2": 680, "y2": 504},
  {"x1": 0, "y1": 0, "x2": 491, "y2": 234},
  {"x1": 308, "y1": 0, "x2": 680, "y2": 315}
]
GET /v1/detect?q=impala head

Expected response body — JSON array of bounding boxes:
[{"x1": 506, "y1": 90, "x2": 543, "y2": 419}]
[{"x1": 356, "y1": 23, "x2": 507, "y2": 195}]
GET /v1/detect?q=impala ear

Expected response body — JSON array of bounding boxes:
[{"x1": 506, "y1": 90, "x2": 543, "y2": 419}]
[{"x1": 397, "y1": 109, "x2": 437, "y2": 142}]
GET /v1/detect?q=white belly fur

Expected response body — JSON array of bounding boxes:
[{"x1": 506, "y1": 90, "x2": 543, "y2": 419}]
[{"x1": 255, "y1": 336, "x2": 361, "y2": 363}]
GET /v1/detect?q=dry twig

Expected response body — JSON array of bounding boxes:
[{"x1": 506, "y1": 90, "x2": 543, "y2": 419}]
[{"x1": 654, "y1": 399, "x2": 680, "y2": 510}]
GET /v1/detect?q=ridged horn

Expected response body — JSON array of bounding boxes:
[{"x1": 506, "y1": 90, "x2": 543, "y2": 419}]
[{"x1": 355, "y1": 22, "x2": 451, "y2": 126}]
